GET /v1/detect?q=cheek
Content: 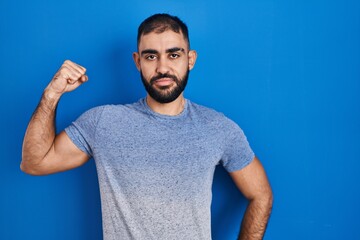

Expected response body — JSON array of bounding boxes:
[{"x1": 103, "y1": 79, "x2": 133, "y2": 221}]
[
  {"x1": 178, "y1": 61, "x2": 190, "y2": 75},
  {"x1": 140, "y1": 63, "x2": 155, "y2": 77}
]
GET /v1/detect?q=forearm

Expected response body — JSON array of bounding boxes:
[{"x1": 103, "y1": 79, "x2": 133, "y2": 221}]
[
  {"x1": 21, "y1": 89, "x2": 61, "y2": 172},
  {"x1": 238, "y1": 195, "x2": 273, "y2": 240}
]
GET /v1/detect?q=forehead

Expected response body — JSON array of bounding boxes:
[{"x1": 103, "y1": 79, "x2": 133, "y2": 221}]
[{"x1": 138, "y1": 30, "x2": 188, "y2": 51}]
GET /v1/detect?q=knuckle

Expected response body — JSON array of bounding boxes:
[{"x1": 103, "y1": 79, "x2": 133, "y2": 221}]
[
  {"x1": 60, "y1": 65, "x2": 68, "y2": 70},
  {"x1": 59, "y1": 66, "x2": 68, "y2": 74},
  {"x1": 72, "y1": 72, "x2": 81, "y2": 79}
]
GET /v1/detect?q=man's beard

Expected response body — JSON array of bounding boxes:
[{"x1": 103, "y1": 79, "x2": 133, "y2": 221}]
[{"x1": 140, "y1": 70, "x2": 189, "y2": 104}]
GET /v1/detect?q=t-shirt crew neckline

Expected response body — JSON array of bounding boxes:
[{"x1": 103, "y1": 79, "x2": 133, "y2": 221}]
[{"x1": 141, "y1": 97, "x2": 189, "y2": 120}]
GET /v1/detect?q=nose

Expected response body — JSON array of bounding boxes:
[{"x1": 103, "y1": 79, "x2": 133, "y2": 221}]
[{"x1": 156, "y1": 56, "x2": 170, "y2": 74}]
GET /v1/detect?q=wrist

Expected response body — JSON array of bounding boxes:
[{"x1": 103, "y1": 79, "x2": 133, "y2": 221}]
[
  {"x1": 43, "y1": 87, "x2": 62, "y2": 100},
  {"x1": 42, "y1": 88, "x2": 62, "y2": 109}
]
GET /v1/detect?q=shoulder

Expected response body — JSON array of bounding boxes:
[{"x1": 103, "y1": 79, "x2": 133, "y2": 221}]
[
  {"x1": 75, "y1": 104, "x2": 126, "y2": 123},
  {"x1": 75, "y1": 105, "x2": 107, "y2": 121},
  {"x1": 79, "y1": 101, "x2": 149, "y2": 126},
  {"x1": 188, "y1": 101, "x2": 239, "y2": 129},
  {"x1": 83, "y1": 101, "x2": 141, "y2": 116},
  {"x1": 188, "y1": 101, "x2": 223, "y2": 119}
]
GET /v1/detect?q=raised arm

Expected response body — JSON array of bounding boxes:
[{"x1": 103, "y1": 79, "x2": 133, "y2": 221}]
[
  {"x1": 21, "y1": 60, "x2": 90, "y2": 175},
  {"x1": 229, "y1": 156, "x2": 273, "y2": 240}
]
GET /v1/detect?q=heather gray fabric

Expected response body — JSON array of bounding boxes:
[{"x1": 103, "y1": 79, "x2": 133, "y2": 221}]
[{"x1": 65, "y1": 98, "x2": 254, "y2": 240}]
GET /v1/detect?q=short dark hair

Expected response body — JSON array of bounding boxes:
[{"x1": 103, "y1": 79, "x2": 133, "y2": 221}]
[{"x1": 137, "y1": 13, "x2": 190, "y2": 49}]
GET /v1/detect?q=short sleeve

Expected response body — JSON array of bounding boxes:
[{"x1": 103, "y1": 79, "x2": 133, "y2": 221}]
[
  {"x1": 64, "y1": 106, "x2": 106, "y2": 157},
  {"x1": 220, "y1": 119, "x2": 255, "y2": 172}
]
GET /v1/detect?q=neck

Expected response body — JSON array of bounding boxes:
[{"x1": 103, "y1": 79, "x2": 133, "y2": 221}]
[{"x1": 146, "y1": 94, "x2": 186, "y2": 116}]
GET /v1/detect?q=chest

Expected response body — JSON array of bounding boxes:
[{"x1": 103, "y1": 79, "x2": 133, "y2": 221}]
[{"x1": 93, "y1": 117, "x2": 225, "y2": 199}]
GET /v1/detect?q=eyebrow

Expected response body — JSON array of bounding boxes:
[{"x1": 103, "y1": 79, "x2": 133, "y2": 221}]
[
  {"x1": 141, "y1": 49, "x2": 159, "y2": 56},
  {"x1": 140, "y1": 47, "x2": 185, "y2": 56},
  {"x1": 166, "y1": 47, "x2": 185, "y2": 53}
]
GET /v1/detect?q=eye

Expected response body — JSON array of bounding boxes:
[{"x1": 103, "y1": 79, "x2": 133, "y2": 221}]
[
  {"x1": 169, "y1": 53, "x2": 180, "y2": 59},
  {"x1": 145, "y1": 54, "x2": 157, "y2": 60}
]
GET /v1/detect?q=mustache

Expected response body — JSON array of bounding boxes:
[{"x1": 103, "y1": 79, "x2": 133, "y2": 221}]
[{"x1": 150, "y1": 73, "x2": 178, "y2": 85}]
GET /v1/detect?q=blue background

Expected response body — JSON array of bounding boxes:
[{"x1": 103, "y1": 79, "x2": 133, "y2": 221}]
[{"x1": 1, "y1": 0, "x2": 359, "y2": 239}]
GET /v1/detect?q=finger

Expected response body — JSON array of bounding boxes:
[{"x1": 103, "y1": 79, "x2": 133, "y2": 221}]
[
  {"x1": 60, "y1": 66, "x2": 82, "y2": 82},
  {"x1": 67, "y1": 74, "x2": 88, "y2": 85},
  {"x1": 62, "y1": 63, "x2": 85, "y2": 78},
  {"x1": 67, "y1": 78, "x2": 77, "y2": 85},
  {"x1": 66, "y1": 78, "x2": 85, "y2": 90},
  {"x1": 72, "y1": 74, "x2": 88, "y2": 87},
  {"x1": 63, "y1": 60, "x2": 86, "y2": 75},
  {"x1": 63, "y1": 60, "x2": 86, "y2": 71},
  {"x1": 74, "y1": 62, "x2": 86, "y2": 72},
  {"x1": 80, "y1": 75, "x2": 88, "y2": 82}
]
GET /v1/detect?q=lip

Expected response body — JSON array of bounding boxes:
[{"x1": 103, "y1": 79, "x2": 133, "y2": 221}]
[{"x1": 153, "y1": 78, "x2": 174, "y2": 86}]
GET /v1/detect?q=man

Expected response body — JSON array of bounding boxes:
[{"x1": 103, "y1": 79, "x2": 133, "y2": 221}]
[{"x1": 21, "y1": 14, "x2": 273, "y2": 240}]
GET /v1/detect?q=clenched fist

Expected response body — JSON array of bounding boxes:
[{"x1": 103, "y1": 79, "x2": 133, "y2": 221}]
[{"x1": 45, "y1": 60, "x2": 88, "y2": 97}]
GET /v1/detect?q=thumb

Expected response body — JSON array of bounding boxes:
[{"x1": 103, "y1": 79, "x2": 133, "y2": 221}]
[{"x1": 80, "y1": 74, "x2": 89, "y2": 82}]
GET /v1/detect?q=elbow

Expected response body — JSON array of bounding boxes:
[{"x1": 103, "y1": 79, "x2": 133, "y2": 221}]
[
  {"x1": 262, "y1": 186, "x2": 273, "y2": 206},
  {"x1": 267, "y1": 189, "x2": 274, "y2": 210},
  {"x1": 21, "y1": 149, "x2": 47, "y2": 175},
  {"x1": 251, "y1": 188, "x2": 273, "y2": 212},
  {"x1": 262, "y1": 188, "x2": 274, "y2": 213},
  {"x1": 20, "y1": 161, "x2": 37, "y2": 175},
  {"x1": 20, "y1": 158, "x2": 47, "y2": 176}
]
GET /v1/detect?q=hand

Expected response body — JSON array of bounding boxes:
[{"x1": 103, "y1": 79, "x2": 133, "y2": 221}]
[{"x1": 45, "y1": 60, "x2": 88, "y2": 97}]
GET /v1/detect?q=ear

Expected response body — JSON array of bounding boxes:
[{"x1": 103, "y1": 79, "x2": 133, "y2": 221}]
[
  {"x1": 132, "y1": 52, "x2": 141, "y2": 71},
  {"x1": 188, "y1": 50, "x2": 197, "y2": 70}
]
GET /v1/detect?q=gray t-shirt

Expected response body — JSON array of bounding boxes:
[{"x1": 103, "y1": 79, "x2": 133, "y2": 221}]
[{"x1": 65, "y1": 98, "x2": 254, "y2": 240}]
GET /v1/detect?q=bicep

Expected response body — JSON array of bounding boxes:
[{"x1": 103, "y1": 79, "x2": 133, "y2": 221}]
[
  {"x1": 40, "y1": 131, "x2": 90, "y2": 175},
  {"x1": 229, "y1": 156, "x2": 272, "y2": 201}
]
